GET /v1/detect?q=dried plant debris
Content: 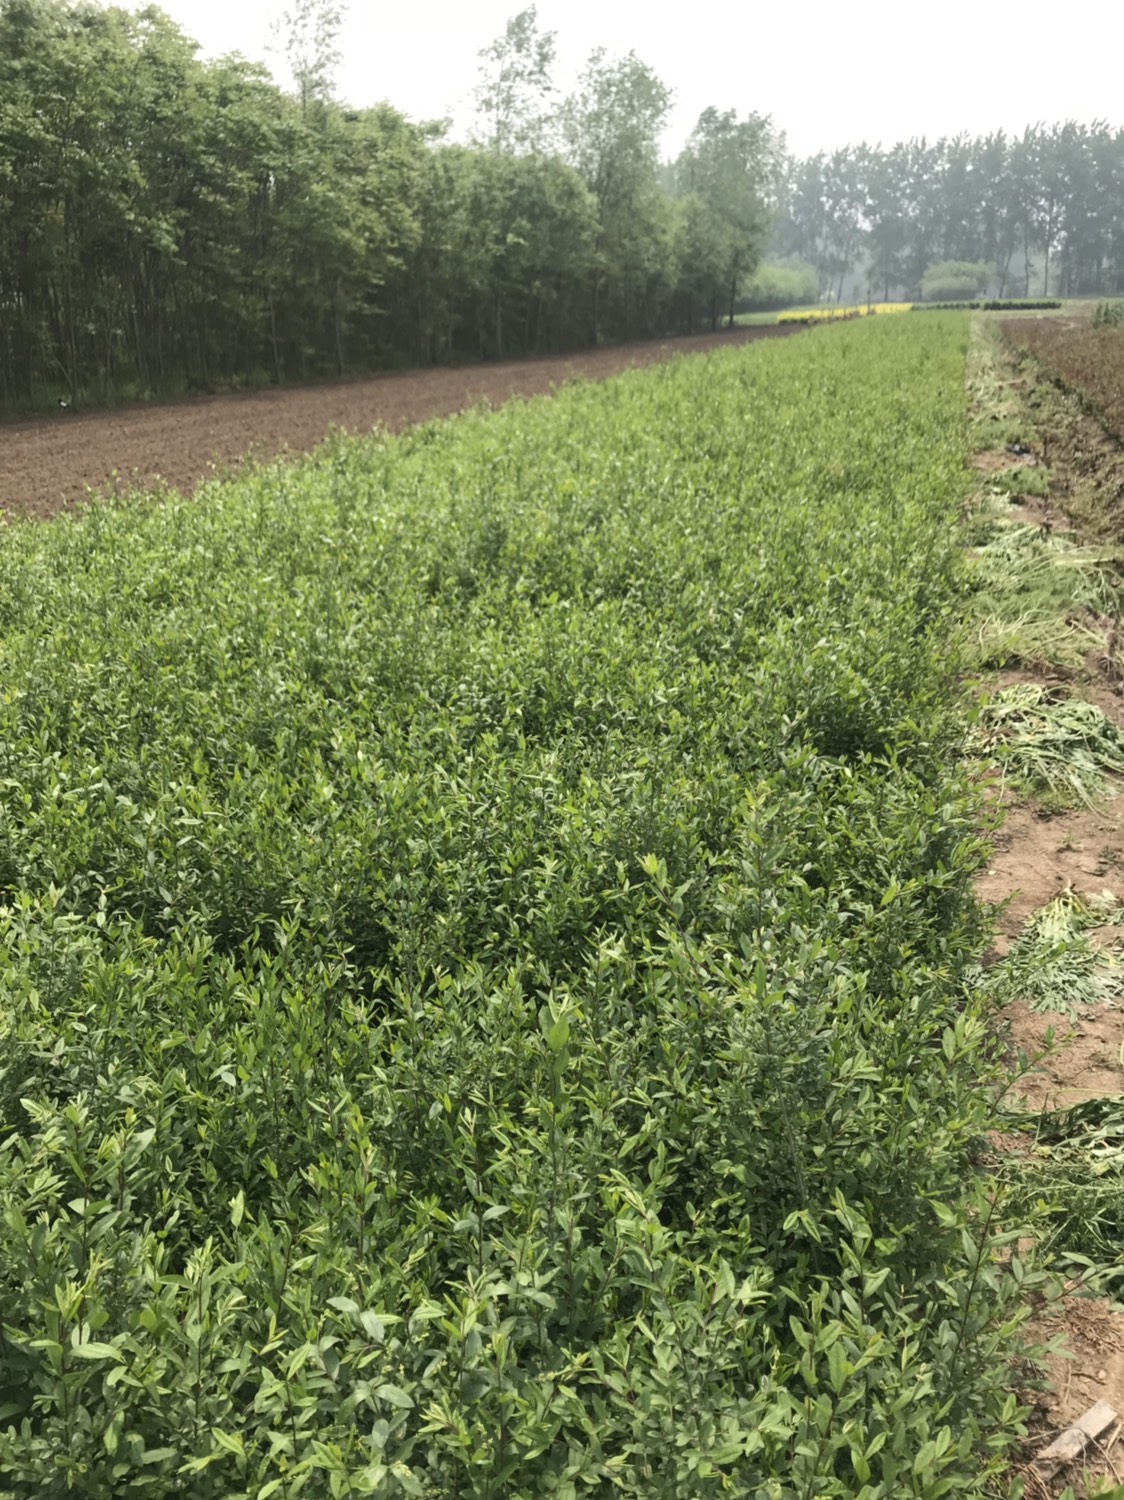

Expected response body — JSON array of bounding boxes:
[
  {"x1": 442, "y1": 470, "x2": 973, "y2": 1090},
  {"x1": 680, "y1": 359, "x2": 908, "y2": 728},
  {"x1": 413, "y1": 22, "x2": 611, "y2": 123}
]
[
  {"x1": 967, "y1": 524, "x2": 1124, "y2": 671},
  {"x1": 971, "y1": 684, "x2": 1124, "y2": 807},
  {"x1": 1003, "y1": 890, "x2": 1124, "y2": 1017}
]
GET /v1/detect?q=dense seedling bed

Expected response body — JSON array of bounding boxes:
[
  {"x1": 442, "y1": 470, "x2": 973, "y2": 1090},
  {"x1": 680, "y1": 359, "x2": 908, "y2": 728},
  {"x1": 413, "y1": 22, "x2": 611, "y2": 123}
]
[
  {"x1": 0, "y1": 316, "x2": 1019, "y2": 1496},
  {"x1": 1005, "y1": 317, "x2": 1124, "y2": 439}
]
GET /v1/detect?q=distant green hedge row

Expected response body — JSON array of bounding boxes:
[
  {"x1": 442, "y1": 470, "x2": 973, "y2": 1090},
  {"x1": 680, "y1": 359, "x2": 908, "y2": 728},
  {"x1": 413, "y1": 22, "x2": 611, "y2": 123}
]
[{"x1": 912, "y1": 299, "x2": 1063, "y2": 311}]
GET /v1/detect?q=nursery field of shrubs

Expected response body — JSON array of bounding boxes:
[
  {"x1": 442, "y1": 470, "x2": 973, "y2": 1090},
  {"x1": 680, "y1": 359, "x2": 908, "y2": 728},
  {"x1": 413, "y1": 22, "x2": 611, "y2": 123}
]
[
  {"x1": 1006, "y1": 312, "x2": 1124, "y2": 440},
  {"x1": 0, "y1": 316, "x2": 1026, "y2": 1496}
]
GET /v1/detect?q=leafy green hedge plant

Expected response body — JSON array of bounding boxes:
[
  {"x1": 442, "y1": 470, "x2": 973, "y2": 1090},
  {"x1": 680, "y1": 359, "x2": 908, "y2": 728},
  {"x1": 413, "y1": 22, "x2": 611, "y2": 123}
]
[{"x1": 0, "y1": 316, "x2": 1031, "y2": 1496}]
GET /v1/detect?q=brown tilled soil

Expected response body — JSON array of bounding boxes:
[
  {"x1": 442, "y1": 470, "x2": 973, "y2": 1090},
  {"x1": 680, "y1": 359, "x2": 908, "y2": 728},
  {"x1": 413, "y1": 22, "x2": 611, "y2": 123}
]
[
  {"x1": 0, "y1": 325, "x2": 799, "y2": 522},
  {"x1": 1017, "y1": 1296, "x2": 1124, "y2": 1499},
  {"x1": 972, "y1": 447, "x2": 1041, "y2": 476}
]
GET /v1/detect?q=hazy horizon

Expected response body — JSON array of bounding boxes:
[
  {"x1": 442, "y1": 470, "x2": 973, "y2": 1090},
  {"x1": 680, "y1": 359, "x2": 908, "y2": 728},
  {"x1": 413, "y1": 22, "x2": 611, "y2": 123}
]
[{"x1": 116, "y1": 0, "x2": 1122, "y2": 160}]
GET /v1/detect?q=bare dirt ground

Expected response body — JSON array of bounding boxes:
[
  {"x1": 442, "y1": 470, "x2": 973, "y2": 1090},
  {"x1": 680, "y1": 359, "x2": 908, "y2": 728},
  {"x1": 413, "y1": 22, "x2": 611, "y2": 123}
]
[
  {"x1": 0, "y1": 325, "x2": 799, "y2": 522},
  {"x1": 1018, "y1": 1297, "x2": 1124, "y2": 1499},
  {"x1": 974, "y1": 324, "x2": 1124, "y2": 1493}
]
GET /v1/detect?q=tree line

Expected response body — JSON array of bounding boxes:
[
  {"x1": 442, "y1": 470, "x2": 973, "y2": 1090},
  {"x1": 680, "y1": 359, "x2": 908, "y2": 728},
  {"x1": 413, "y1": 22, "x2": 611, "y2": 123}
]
[
  {"x1": 770, "y1": 123, "x2": 1124, "y2": 304},
  {"x1": 0, "y1": 0, "x2": 778, "y2": 412}
]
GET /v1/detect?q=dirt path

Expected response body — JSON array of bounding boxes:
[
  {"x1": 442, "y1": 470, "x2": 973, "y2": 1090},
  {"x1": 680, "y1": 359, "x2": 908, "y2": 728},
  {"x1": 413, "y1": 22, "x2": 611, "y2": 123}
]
[
  {"x1": 0, "y1": 325, "x2": 798, "y2": 522},
  {"x1": 970, "y1": 316, "x2": 1124, "y2": 1495}
]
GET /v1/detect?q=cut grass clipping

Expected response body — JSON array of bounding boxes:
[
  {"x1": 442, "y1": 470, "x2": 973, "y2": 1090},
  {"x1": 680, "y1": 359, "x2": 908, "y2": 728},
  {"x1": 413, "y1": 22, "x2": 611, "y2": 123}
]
[
  {"x1": 988, "y1": 894, "x2": 1124, "y2": 1287},
  {"x1": 965, "y1": 317, "x2": 1033, "y2": 451},
  {"x1": 970, "y1": 683, "x2": 1124, "y2": 806},
  {"x1": 967, "y1": 522, "x2": 1122, "y2": 672},
  {"x1": 1000, "y1": 1094, "x2": 1124, "y2": 1279},
  {"x1": 990, "y1": 889, "x2": 1124, "y2": 1017},
  {"x1": 986, "y1": 465, "x2": 1052, "y2": 501}
]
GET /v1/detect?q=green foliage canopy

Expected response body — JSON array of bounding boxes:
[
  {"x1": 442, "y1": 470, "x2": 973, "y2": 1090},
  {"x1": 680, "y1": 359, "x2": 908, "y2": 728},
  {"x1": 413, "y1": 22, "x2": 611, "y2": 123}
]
[
  {"x1": 739, "y1": 255, "x2": 820, "y2": 310},
  {"x1": 920, "y1": 260, "x2": 995, "y2": 301},
  {"x1": 674, "y1": 108, "x2": 779, "y2": 327},
  {"x1": 0, "y1": 0, "x2": 782, "y2": 411},
  {"x1": 773, "y1": 123, "x2": 1124, "y2": 301}
]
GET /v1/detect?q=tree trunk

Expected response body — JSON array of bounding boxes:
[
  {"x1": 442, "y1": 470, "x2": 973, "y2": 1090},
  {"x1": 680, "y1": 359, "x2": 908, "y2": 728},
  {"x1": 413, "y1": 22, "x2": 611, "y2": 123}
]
[
  {"x1": 1023, "y1": 224, "x2": 1033, "y2": 296},
  {"x1": 131, "y1": 300, "x2": 148, "y2": 391},
  {"x1": 269, "y1": 294, "x2": 283, "y2": 384}
]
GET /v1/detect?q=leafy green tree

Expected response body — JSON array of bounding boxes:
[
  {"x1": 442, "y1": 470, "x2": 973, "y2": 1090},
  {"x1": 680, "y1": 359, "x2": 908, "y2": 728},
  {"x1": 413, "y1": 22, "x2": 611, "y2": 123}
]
[
  {"x1": 861, "y1": 143, "x2": 912, "y2": 300},
  {"x1": 675, "y1": 107, "x2": 779, "y2": 327},
  {"x1": 741, "y1": 255, "x2": 819, "y2": 310},
  {"x1": 771, "y1": 151, "x2": 831, "y2": 284},
  {"x1": 920, "y1": 259, "x2": 993, "y2": 300},
  {"x1": 557, "y1": 48, "x2": 685, "y2": 340},
  {"x1": 773, "y1": 149, "x2": 864, "y2": 302},
  {"x1": 472, "y1": 5, "x2": 556, "y2": 155},
  {"x1": 269, "y1": 0, "x2": 344, "y2": 116},
  {"x1": 381, "y1": 142, "x2": 596, "y2": 363},
  {"x1": 972, "y1": 131, "x2": 1021, "y2": 296},
  {"x1": 771, "y1": 121, "x2": 1124, "y2": 304},
  {"x1": 0, "y1": 0, "x2": 434, "y2": 404}
]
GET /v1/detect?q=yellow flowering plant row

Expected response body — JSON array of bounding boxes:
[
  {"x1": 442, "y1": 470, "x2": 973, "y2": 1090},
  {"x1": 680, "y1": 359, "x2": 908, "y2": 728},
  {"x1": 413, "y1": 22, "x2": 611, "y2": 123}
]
[{"x1": 778, "y1": 302, "x2": 913, "y2": 324}]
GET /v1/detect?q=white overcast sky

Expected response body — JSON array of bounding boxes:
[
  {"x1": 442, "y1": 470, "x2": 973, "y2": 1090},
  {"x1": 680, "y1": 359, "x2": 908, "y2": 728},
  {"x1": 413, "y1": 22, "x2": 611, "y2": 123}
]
[{"x1": 126, "y1": 0, "x2": 1120, "y2": 158}]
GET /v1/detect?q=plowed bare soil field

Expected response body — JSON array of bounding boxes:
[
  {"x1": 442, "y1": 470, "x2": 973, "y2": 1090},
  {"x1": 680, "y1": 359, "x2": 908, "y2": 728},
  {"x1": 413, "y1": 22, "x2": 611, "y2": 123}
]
[{"x1": 0, "y1": 325, "x2": 798, "y2": 521}]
